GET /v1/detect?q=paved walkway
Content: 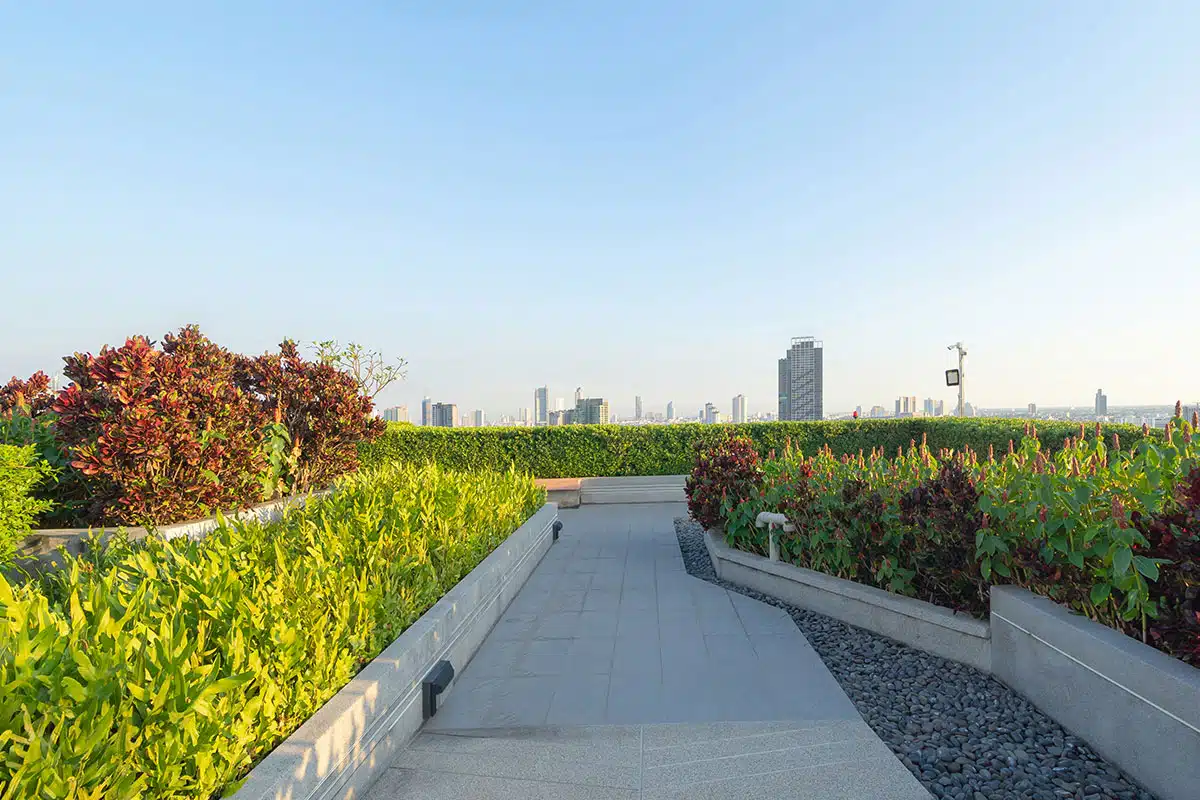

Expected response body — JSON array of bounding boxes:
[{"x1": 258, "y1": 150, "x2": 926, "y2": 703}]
[{"x1": 370, "y1": 504, "x2": 929, "y2": 799}]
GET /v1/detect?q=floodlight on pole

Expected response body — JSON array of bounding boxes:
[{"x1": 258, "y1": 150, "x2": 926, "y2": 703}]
[{"x1": 946, "y1": 342, "x2": 967, "y2": 416}]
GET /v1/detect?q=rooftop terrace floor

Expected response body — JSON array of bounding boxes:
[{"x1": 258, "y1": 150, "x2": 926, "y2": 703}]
[{"x1": 369, "y1": 503, "x2": 930, "y2": 799}]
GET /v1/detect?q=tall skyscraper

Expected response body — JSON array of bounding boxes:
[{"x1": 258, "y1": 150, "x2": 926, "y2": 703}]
[
  {"x1": 704, "y1": 403, "x2": 719, "y2": 424},
  {"x1": 635, "y1": 395, "x2": 643, "y2": 420},
  {"x1": 935, "y1": 399, "x2": 945, "y2": 416},
  {"x1": 573, "y1": 397, "x2": 609, "y2": 425},
  {"x1": 1028, "y1": 402, "x2": 1037, "y2": 417},
  {"x1": 554, "y1": 397, "x2": 566, "y2": 412},
  {"x1": 430, "y1": 402, "x2": 457, "y2": 427},
  {"x1": 534, "y1": 387, "x2": 549, "y2": 425},
  {"x1": 382, "y1": 405, "x2": 408, "y2": 423},
  {"x1": 777, "y1": 337, "x2": 823, "y2": 421},
  {"x1": 575, "y1": 386, "x2": 583, "y2": 405},
  {"x1": 666, "y1": 401, "x2": 675, "y2": 421},
  {"x1": 731, "y1": 394, "x2": 746, "y2": 424},
  {"x1": 519, "y1": 407, "x2": 531, "y2": 425},
  {"x1": 922, "y1": 398, "x2": 935, "y2": 417},
  {"x1": 473, "y1": 409, "x2": 485, "y2": 427},
  {"x1": 421, "y1": 397, "x2": 433, "y2": 426},
  {"x1": 1095, "y1": 389, "x2": 1108, "y2": 416}
]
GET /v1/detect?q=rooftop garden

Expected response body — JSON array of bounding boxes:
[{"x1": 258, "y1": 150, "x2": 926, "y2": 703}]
[{"x1": 688, "y1": 409, "x2": 1200, "y2": 666}]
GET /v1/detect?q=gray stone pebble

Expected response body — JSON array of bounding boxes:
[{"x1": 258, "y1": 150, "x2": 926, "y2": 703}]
[{"x1": 673, "y1": 518, "x2": 1158, "y2": 800}]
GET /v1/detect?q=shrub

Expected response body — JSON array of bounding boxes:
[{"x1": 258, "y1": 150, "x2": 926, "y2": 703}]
[
  {"x1": 360, "y1": 419, "x2": 1160, "y2": 477},
  {"x1": 235, "y1": 340, "x2": 385, "y2": 493},
  {"x1": 52, "y1": 327, "x2": 268, "y2": 526},
  {"x1": 702, "y1": 416, "x2": 1200, "y2": 666},
  {"x1": 0, "y1": 372, "x2": 55, "y2": 417},
  {"x1": 0, "y1": 444, "x2": 54, "y2": 565},
  {"x1": 685, "y1": 436, "x2": 762, "y2": 530},
  {"x1": 0, "y1": 463, "x2": 545, "y2": 798}
]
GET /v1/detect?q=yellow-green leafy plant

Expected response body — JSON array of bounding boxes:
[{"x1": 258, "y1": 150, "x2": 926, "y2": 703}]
[{"x1": 0, "y1": 463, "x2": 544, "y2": 798}]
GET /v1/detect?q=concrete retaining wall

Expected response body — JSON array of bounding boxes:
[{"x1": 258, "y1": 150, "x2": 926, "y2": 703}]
[
  {"x1": 231, "y1": 502, "x2": 559, "y2": 800},
  {"x1": 579, "y1": 475, "x2": 687, "y2": 505},
  {"x1": 11, "y1": 491, "x2": 331, "y2": 579},
  {"x1": 703, "y1": 529, "x2": 992, "y2": 672},
  {"x1": 991, "y1": 586, "x2": 1200, "y2": 800}
]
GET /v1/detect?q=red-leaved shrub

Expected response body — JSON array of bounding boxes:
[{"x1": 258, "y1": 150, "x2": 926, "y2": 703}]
[
  {"x1": 686, "y1": 436, "x2": 763, "y2": 531},
  {"x1": 235, "y1": 340, "x2": 384, "y2": 492},
  {"x1": 0, "y1": 371, "x2": 55, "y2": 416},
  {"x1": 1132, "y1": 465, "x2": 1200, "y2": 666},
  {"x1": 53, "y1": 327, "x2": 268, "y2": 526}
]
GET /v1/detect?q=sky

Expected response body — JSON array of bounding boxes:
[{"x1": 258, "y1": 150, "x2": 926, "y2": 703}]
[{"x1": 3, "y1": 2, "x2": 1198, "y2": 419}]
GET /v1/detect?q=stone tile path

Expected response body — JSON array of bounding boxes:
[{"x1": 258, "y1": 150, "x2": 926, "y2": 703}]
[{"x1": 369, "y1": 504, "x2": 930, "y2": 799}]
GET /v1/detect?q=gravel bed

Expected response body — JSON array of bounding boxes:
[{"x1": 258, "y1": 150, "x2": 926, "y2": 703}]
[{"x1": 674, "y1": 517, "x2": 1157, "y2": 800}]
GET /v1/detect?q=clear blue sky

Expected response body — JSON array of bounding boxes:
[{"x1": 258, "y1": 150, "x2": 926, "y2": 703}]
[{"x1": 3, "y1": 2, "x2": 1198, "y2": 419}]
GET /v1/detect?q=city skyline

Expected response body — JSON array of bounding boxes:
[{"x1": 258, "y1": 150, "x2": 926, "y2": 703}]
[{"x1": 3, "y1": 6, "x2": 1197, "y2": 416}]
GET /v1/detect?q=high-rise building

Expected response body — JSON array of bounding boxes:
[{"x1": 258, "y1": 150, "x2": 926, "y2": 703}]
[
  {"x1": 935, "y1": 399, "x2": 945, "y2": 417},
  {"x1": 635, "y1": 395, "x2": 643, "y2": 421},
  {"x1": 575, "y1": 387, "x2": 583, "y2": 405},
  {"x1": 731, "y1": 394, "x2": 746, "y2": 424},
  {"x1": 549, "y1": 409, "x2": 572, "y2": 425},
  {"x1": 421, "y1": 397, "x2": 433, "y2": 426},
  {"x1": 430, "y1": 402, "x2": 457, "y2": 428},
  {"x1": 382, "y1": 405, "x2": 408, "y2": 423},
  {"x1": 519, "y1": 407, "x2": 531, "y2": 425},
  {"x1": 554, "y1": 397, "x2": 566, "y2": 412},
  {"x1": 1095, "y1": 389, "x2": 1108, "y2": 416},
  {"x1": 894, "y1": 398, "x2": 902, "y2": 417},
  {"x1": 666, "y1": 401, "x2": 675, "y2": 421},
  {"x1": 473, "y1": 409, "x2": 485, "y2": 427},
  {"x1": 777, "y1": 337, "x2": 823, "y2": 421},
  {"x1": 573, "y1": 397, "x2": 609, "y2": 425},
  {"x1": 869, "y1": 405, "x2": 887, "y2": 418},
  {"x1": 922, "y1": 398, "x2": 935, "y2": 417},
  {"x1": 704, "y1": 403, "x2": 719, "y2": 424},
  {"x1": 534, "y1": 387, "x2": 549, "y2": 425},
  {"x1": 1028, "y1": 403, "x2": 1037, "y2": 417}
]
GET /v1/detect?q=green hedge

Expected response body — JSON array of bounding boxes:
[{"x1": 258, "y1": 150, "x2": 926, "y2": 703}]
[
  {"x1": 0, "y1": 463, "x2": 545, "y2": 799},
  {"x1": 359, "y1": 419, "x2": 1161, "y2": 478}
]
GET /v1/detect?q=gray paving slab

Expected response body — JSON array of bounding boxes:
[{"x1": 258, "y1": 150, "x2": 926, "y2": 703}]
[{"x1": 372, "y1": 503, "x2": 929, "y2": 800}]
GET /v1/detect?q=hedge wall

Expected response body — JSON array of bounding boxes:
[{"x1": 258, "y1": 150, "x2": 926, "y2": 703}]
[{"x1": 358, "y1": 419, "x2": 1160, "y2": 478}]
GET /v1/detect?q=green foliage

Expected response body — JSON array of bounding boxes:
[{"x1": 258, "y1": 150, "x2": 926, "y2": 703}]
[
  {"x1": 361, "y1": 419, "x2": 1160, "y2": 477},
  {"x1": 702, "y1": 419, "x2": 1200, "y2": 665},
  {"x1": 0, "y1": 463, "x2": 544, "y2": 798},
  {"x1": 0, "y1": 445, "x2": 55, "y2": 565}
]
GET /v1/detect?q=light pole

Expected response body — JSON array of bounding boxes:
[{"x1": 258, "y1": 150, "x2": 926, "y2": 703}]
[{"x1": 946, "y1": 342, "x2": 967, "y2": 417}]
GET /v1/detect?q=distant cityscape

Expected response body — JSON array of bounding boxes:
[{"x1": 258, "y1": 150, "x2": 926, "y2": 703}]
[{"x1": 376, "y1": 338, "x2": 1196, "y2": 430}]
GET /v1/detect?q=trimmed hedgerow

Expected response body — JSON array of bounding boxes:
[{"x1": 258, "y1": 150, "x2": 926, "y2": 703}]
[{"x1": 359, "y1": 419, "x2": 1161, "y2": 478}]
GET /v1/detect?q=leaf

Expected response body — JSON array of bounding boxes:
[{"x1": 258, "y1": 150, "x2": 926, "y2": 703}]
[
  {"x1": 1090, "y1": 583, "x2": 1111, "y2": 605},
  {"x1": 1112, "y1": 547, "x2": 1132, "y2": 576},
  {"x1": 1132, "y1": 555, "x2": 1160, "y2": 581}
]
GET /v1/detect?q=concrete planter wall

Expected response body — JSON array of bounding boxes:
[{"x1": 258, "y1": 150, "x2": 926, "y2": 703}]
[
  {"x1": 991, "y1": 586, "x2": 1200, "y2": 800},
  {"x1": 703, "y1": 529, "x2": 991, "y2": 671},
  {"x1": 704, "y1": 527, "x2": 1200, "y2": 799},
  {"x1": 534, "y1": 475, "x2": 687, "y2": 508},
  {"x1": 231, "y1": 502, "x2": 559, "y2": 800},
  {"x1": 11, "y1": 490, "x2": 331, "y2": 580}
]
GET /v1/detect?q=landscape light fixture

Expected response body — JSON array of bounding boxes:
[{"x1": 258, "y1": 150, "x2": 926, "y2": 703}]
[
  {"x1": 946, "y1": 342, "x2": 967, "y2": 416},
  {"x1": 422, "y1": 660, "x2": 455, "y2": 719}
]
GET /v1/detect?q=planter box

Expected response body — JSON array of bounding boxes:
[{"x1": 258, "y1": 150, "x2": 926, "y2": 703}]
[
  {"x1": 533, "y1": 478, "x2": 581, "y2": 508},
  {"x1": 579, "y1": 475, "x2": 687, "y2": 505},
  {"x1": 231, "y1": 502, "x2": 559, "y2": 800},
  {"x1": 704, "y1": 529, "x2": 991, "y2": 672},
  {"x1": 991, "y1": 586, "x2": 1200, "y2": 800},
  {"x1": 10, "y1": 491, "x2": 331, "y2": 580}
]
